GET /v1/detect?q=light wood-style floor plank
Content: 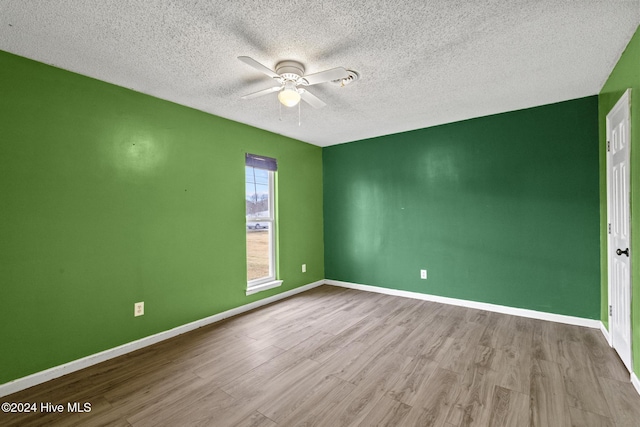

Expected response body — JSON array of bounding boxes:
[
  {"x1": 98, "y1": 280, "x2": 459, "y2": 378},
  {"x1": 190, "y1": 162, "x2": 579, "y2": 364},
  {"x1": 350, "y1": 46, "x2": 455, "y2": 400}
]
[
  {"x1": 448, "y1": 365, "x2": 500, "y2": 426},
  {"x1": 357, "y1": 394, "x2": 412, "y2": 426},
  {"x1": 387, "y1": 354, "x2": 439, "y2": 406},
  {"x1": 276, "y1": 375, "x2": 356, "y2": 427},
  {"x1": 568, "y1": 406, "x2": 615, "y2": 427},
  {"x1": 598, "y1": 376, "x2": 640, "y2": 427},
  {"x1": 2, "y1": 285, "x2": 639, "y2": 426},
  {"x1": 403, "y1": 367, "x2": 462, "y2": 426},
  {"x1": 563, "y1": 363, "x2": 612, "y2": 418},
  {"x1": 487, "y1": 385, "x2": 529, "y2": 427},
  {"x1": 319, "y1": 350, "x2": 412, "y2": 427},
  {"x1": 529, "y1": 358, "x2": 572, "y2": 427},
  {"x1": 582, "y1": 328, "x2": 630, "y2": 383}
]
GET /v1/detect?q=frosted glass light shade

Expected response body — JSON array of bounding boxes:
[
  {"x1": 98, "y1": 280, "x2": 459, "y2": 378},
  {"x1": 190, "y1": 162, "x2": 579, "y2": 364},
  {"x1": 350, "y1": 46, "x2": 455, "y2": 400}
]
[{"x1": 278, "y1": 83, "x2": 301, "y2": 107}]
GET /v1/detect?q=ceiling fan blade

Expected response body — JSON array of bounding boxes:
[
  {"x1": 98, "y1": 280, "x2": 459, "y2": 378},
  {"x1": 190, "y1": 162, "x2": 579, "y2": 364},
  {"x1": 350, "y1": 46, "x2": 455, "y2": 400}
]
[
  {"x1": 299, "y1": 89, "x2": 326, "y2": 109},
  {"x1": 301, "y1": 67, "x2": 349, "y2": 86},
  {"x1": 241, "y1": 86, "x2": 281, "y2": 100},
  {"x1": 238, "y1": 56, "x2": 280, "y2": 79}
]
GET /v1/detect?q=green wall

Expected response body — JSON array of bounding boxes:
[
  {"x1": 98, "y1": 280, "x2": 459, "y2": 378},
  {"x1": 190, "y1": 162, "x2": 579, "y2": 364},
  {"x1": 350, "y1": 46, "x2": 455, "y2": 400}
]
[
  {"x1": 599, "y1": 25, "x2": 640, "y2": 374},
  {"x1": 0, "y1": 51, "x2": 324, "y2": 384},
  {"x1": 324, "y1": 97, "x2": 600, "y2": 318}
]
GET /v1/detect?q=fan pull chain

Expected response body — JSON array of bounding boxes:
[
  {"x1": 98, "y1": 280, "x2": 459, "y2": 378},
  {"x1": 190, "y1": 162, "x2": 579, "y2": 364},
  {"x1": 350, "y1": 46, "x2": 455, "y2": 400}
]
[
  {"x1": 279, "y1": 99, "x2": 282, "y2": 121},
  {"x1": 298, "y1": 101, "x2": 301, "y2": 126}
]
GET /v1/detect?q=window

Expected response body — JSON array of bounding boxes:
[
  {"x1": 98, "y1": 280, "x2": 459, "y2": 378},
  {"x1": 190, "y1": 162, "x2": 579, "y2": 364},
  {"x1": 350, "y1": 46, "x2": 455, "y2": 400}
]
[{"x1": 245, "y1": 154, "x2": 281, "y2": 295}]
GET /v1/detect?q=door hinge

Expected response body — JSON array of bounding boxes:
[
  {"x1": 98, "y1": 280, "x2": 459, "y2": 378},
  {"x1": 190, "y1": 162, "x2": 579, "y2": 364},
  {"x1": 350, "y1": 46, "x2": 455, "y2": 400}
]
[
  {"x1": 609, "y1": 305, "x2": 612, "y2": 316},
  {"x1": 607, "y1": 141, "x2": 610, "y2": 152},
  {"x1": 608, "y1": 223, "x2": 611, "y2": 234}
]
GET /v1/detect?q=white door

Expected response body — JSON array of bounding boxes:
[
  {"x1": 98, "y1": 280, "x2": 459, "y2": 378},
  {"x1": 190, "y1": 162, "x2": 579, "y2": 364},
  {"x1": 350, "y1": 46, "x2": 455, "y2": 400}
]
[{"x1": 607, "y1": 89, "x2": 632, "y2": 373}]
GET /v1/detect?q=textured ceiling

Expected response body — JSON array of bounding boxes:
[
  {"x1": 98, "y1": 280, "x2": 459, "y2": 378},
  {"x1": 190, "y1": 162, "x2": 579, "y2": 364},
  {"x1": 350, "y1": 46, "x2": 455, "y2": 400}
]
[{"x1": 1, "y1": 1, "x2": 639, "y2": 147}]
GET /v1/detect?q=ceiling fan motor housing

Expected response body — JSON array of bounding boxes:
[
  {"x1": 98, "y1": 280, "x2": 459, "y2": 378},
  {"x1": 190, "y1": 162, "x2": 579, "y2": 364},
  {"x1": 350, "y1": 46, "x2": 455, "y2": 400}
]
[{"x1": 275, "y1": 61, "x2": 305, "y2": 82}]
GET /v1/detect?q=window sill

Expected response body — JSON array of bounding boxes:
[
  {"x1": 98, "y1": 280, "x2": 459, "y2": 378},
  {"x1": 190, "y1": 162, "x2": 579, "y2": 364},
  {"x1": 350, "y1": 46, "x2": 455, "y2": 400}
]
[{"x1": 246, "y1": 280, "x2": 283, "y2": 296}]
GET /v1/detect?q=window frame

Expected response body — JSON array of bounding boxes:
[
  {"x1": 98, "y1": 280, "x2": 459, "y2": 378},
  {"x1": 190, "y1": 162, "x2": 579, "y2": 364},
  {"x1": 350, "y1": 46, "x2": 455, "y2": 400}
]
[{"x1": 245, "y1": 161, "x2": 282, "y2": 295}]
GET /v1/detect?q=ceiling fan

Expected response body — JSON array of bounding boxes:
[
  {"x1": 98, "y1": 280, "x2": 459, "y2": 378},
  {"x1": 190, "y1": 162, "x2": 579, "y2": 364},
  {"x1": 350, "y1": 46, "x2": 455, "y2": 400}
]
[{"x1": 238, "y1": 56, "x2": 350, "y2": 109}]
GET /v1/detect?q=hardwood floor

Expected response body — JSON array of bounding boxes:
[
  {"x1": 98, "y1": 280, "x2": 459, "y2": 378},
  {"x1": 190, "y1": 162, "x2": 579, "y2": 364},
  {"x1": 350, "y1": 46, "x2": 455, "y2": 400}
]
[{"x1": 2, "y1": 285, "x2": 639, "y2": 426}]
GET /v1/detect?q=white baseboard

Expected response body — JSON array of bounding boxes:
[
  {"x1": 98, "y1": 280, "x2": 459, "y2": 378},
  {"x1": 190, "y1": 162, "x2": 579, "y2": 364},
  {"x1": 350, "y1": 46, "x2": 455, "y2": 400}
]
[
  {"x1": 0, "y1": 280, "x2": 324, "y2": 398},
  {"x1": 325, "y1": 279, "x2": 601, "y2": 329},
  {"x1": 600, "y1": 321, "x2": 612, "y2": 346},
  {"x1": 632, "y1": 372, "x2": 640, "y2": 396}
]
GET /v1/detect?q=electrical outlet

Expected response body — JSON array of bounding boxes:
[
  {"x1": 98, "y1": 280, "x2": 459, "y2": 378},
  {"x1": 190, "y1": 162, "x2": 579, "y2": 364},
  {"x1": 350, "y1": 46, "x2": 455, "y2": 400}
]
[
  {"x1": 302, "y1": 264, "x2": 307, "y2": 273},
  {"x1": 134, "y1": 301, "x2": 144, "y2": 317},
  {"x1": 420, "y1": 269, "x2": 427, "y2": 280}
]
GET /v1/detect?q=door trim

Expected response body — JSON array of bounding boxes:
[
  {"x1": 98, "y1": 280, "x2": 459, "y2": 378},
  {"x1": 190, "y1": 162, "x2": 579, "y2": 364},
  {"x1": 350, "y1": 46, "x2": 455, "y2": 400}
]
[{"x1": 606, "y1": 88, "x2": 632, "y2": 372}]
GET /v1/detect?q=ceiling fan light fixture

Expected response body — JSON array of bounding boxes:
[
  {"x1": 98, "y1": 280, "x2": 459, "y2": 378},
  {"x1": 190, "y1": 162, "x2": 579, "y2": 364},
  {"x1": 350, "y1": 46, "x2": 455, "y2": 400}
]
[
  {"x1": 239, "y1": 56, "x2": 347, "y2": 110},
  {"x1": 278, "y1": 82, "x2": 301, "y2": 107}
]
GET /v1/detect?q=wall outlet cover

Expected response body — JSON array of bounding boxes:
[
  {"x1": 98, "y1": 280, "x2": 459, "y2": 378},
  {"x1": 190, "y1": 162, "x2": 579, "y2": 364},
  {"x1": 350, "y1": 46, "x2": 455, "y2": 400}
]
[{"x1": 134, "y1": 302, "x2": 144, "y2": 317}]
